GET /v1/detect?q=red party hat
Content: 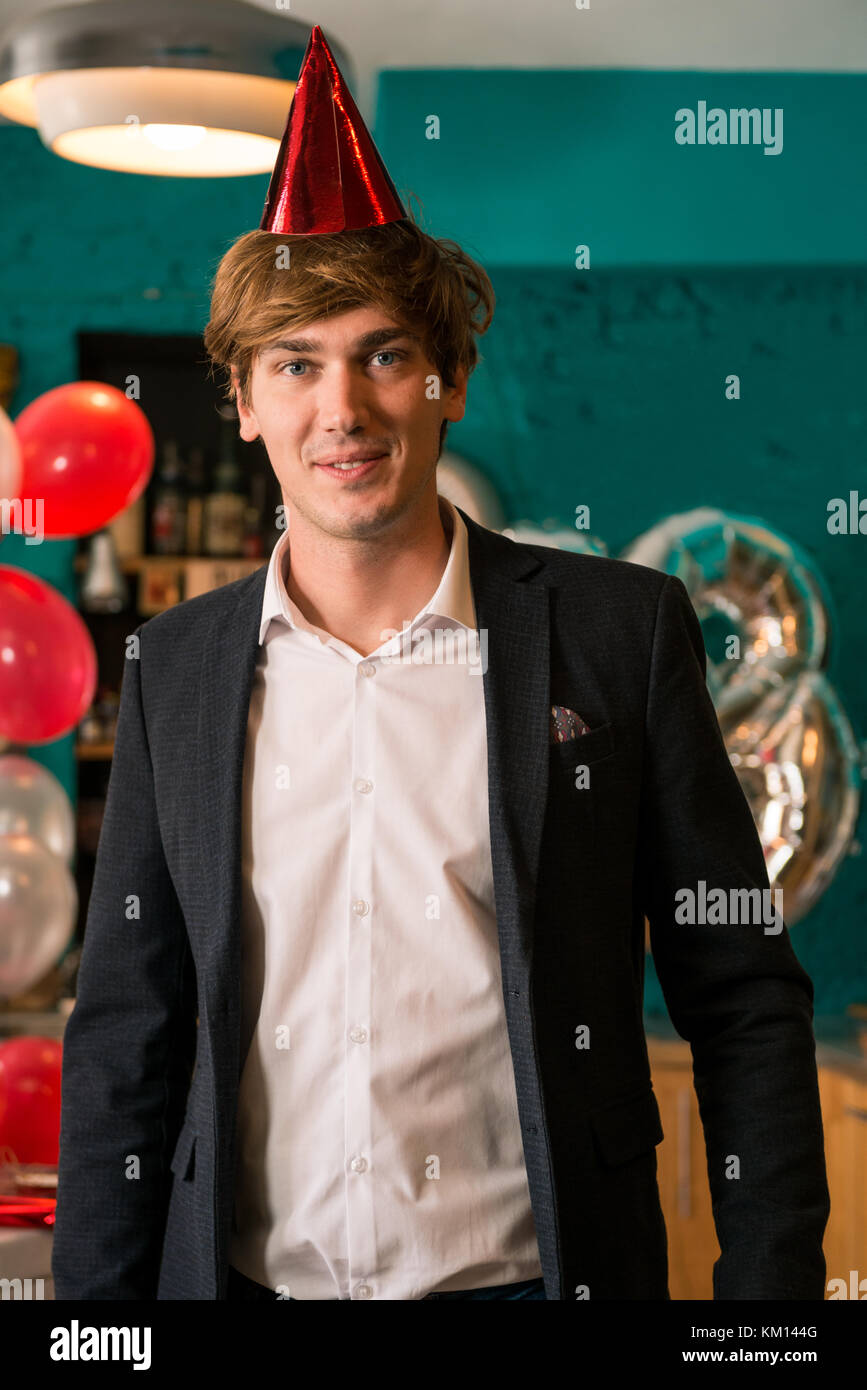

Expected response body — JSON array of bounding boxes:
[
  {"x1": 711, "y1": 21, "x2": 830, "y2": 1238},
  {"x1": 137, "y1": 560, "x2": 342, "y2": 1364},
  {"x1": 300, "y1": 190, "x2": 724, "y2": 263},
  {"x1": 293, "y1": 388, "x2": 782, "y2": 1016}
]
[{"x1": 259, "y1": 25, "x2": 407, "y2": 235}]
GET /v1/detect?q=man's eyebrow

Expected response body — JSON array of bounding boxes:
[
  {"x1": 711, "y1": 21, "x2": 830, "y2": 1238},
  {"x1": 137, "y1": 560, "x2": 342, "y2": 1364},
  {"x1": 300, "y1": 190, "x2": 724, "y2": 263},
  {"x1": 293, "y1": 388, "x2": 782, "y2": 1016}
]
[{"x1": 259, "y1": 327, "x2": 421, "y2": 356}]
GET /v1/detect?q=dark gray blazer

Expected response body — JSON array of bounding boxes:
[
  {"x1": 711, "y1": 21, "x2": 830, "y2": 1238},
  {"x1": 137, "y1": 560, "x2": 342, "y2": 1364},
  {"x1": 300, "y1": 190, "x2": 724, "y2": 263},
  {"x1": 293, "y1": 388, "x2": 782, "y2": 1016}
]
[{"x1": 52, "y1": 506, "x2": 830, "y2": 1300}]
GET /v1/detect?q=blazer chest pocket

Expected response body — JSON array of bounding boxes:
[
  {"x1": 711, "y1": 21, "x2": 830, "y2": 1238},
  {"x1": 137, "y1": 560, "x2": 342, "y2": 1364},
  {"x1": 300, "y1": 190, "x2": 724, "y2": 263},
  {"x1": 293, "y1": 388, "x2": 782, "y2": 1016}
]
[
  {"x1": 589, "y1": 1086, "x2": 664, "y2": 1166},
  {"x1": 169, "y1": 1117, "x2": 196, "y2": 1182},
  {"x1": 550, "y1": 720, "x2": 614, "y2": 772}
]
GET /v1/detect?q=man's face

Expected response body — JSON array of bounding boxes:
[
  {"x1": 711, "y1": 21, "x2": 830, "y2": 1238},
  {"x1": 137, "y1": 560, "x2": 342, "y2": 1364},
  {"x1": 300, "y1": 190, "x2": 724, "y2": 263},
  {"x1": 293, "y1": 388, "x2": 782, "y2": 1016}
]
[{"x1": 232, "y1": 305, "x2": 467, "y2": 541}]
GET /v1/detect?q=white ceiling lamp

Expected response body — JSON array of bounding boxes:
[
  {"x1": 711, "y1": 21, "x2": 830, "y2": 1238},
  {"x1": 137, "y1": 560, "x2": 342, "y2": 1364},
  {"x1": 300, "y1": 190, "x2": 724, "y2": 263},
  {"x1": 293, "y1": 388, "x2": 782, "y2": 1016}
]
[{"x1": 0, "y1": 1, "x2": 354, "y2": 177}]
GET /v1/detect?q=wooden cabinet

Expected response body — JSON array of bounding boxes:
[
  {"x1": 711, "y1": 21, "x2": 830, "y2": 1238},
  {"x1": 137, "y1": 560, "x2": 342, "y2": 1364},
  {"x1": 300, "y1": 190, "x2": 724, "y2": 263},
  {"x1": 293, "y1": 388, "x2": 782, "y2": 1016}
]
[
  {"x1": 816, "y1": 1052, "x2": 867, "y2": 1294},
  {"x1": 649, "y1": 1039, "x2": 718, "y2": 1300},
  {"x1": 648, "y1": 1037, "x2": 867, "y2": 1300}
]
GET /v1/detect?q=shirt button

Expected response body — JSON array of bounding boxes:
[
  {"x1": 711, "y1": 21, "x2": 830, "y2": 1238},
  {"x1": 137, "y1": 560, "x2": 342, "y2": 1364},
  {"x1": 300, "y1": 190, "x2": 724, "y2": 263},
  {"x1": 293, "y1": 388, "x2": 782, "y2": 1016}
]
[
  {"x1": 354, "y1": 1284, "x2": 373, "y2": 1299},
  {"x1": 348, "y1": 1026, "x2": 368, "y2": 1044},
  {"x1": 353, "y1": 778, "x2": 373, "y2": 794},
  {"x1": 352, "y1": 899, "x2": 369, "y2": 917},
  {"x1": 359, "y1": 662, "x2": 376, "y2": 678},
  {"x1": 350, "y1": 1156, "x2": 368, "y2": 1173}
]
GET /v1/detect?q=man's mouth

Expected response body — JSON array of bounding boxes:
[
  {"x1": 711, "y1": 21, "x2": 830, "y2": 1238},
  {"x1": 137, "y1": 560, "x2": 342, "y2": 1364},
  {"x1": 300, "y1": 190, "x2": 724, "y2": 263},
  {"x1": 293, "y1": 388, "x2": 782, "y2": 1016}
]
[{"x1": 314, "y1": 453, "x2": 386, "y2": 480}]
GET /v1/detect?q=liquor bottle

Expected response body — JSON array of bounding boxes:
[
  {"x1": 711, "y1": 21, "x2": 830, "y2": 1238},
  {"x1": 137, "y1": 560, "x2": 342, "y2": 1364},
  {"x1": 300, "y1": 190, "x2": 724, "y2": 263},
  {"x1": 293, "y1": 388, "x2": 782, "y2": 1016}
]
[
  {"x1": 108, "y1": 491, "x2": 146, "y2": 559},
  {"x1": 204, "y1": 411, "x2": 247, "y2": 556},
  {"x1": 185, "y1": 445, "x2": 207, "y2": 556},
  {"x1": 80, "y1": 529, "x2": 128, "y2": 612},
  {"x1": 241, "y1": 471, "x2": 266, "y2": 558},
  {"x1": 241, "y1": 506, "x2": 263, "y2": 557},
  {"x1": 150, "y1": 439, "x2": 187, "y2": 555}
]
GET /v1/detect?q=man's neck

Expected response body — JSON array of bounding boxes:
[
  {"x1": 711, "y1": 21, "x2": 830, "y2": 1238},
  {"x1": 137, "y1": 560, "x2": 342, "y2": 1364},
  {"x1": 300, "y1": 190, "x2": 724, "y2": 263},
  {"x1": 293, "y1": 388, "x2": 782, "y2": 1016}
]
[{"x1": 282, "y1": 494, "x2": 453, "y2": 658}]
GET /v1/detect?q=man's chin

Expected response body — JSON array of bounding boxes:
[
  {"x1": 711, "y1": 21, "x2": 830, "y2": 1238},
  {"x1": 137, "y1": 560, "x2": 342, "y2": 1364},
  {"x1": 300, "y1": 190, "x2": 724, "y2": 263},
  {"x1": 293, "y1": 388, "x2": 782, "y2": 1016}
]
[{"x1": 305, "y1": 494, "x2": 401, "y2": 541}]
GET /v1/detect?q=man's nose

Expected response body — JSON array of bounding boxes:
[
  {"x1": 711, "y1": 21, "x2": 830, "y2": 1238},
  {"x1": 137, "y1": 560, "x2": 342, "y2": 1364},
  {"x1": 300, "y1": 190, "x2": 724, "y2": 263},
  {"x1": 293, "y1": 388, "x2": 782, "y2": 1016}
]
[{"x1": 316, "y1": 364, "x2": 370, "y2": 433}]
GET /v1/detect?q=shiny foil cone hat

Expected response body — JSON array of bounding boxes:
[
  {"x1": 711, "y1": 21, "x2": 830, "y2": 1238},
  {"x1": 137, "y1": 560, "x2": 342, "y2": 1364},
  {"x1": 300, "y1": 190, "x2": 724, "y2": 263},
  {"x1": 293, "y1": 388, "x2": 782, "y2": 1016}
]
[{"x1": 260, "y1": 25, "x2": 408, "y2": 235}]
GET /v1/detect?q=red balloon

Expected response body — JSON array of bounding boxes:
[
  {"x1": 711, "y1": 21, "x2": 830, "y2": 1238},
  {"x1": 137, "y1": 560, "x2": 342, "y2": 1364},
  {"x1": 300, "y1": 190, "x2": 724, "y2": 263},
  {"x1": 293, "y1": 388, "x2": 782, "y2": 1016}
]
[
  {"x1": 0, "y1": 566, "x2": 97, "y2": 744},
  {"x1": 0, "y1": 1036, "x2": 63, "y2": 1165},
  {"x1": 14, "y1": 381, "x2": 154, "y2": 538}
]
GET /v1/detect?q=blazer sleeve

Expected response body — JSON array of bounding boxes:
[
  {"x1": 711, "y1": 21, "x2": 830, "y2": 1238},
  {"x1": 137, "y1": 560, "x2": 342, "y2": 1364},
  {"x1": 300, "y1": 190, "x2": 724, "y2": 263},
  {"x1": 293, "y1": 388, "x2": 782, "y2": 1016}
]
[
  {"x1": 638, "y1": 574, "x2": 830, "y2": 1300},
  {"x1": 52, "y1": 625, "x2": 197, "y2": 1299}
]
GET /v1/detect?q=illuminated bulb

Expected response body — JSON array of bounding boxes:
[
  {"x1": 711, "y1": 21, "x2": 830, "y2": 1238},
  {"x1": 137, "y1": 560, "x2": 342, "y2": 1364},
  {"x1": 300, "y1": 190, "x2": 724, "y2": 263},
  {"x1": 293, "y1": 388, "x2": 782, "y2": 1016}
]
[{"x1": 142, "y1": 124, "x2": 208, "y2": 151}]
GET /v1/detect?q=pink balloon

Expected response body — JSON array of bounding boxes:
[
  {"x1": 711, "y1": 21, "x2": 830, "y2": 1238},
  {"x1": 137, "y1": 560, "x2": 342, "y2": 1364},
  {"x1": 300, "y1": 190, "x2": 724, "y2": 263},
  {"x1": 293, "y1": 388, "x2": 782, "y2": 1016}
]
[
  {"x1": 14, "y1": 381, "x2": 153, "y2": 539},
  {"x1": 0, "y1": 566, "x2": 97, "y2": 744}
]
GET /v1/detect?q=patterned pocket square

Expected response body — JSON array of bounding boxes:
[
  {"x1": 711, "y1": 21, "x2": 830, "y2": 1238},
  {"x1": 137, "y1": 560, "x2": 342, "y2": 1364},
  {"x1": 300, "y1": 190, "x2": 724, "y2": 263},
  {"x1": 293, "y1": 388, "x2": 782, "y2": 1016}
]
[{"x1": 549, "y1": 704, "x2": 592, "y2": 744}]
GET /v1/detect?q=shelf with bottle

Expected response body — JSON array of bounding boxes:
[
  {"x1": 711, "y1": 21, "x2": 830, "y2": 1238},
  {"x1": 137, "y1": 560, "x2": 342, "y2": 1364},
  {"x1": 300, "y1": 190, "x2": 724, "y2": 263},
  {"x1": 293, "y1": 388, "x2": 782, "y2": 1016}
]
[
  {"x1": 75, "y1": 742, "x2": 115, "y2": 761},
  {"x1": 148, "y1": 411, "x2": 267, "y2": 561},
  {"x1": 78, "y1": 419, "x2": 270, "y2": 567},
  {"x1": 75, "y1": 548, "x2": 266, "y2": 617},
  {"x1": 73, "y1": 552, "x2": 266, "y2": 575},
  {"x1": 75, "y1": 683, "x2": 120, "y2": 760},
  {"x1": 76, "y1": 416, "x2": 273, "y2": 616}
]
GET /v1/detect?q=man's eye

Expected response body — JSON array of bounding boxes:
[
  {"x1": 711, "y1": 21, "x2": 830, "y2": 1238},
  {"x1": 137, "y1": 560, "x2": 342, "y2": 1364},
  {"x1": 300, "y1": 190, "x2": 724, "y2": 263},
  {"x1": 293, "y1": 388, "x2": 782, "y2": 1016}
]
[{"x1": 277, "y1": 349, "x2": 406, "y2": 376}]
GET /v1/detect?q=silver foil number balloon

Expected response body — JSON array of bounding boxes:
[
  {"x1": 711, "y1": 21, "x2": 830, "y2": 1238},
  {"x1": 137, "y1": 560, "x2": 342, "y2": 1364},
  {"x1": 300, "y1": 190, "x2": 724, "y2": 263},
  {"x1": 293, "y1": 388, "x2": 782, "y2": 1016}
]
[
  {"x1": 623, "y1": 507, "x2": 828, "y2": 719},
  {"x1": 624, "y1": 507, "x2": 861, "y2": 925},
  {"x1": 722, "y1": 673, "x2": 861, "y2": 924}
]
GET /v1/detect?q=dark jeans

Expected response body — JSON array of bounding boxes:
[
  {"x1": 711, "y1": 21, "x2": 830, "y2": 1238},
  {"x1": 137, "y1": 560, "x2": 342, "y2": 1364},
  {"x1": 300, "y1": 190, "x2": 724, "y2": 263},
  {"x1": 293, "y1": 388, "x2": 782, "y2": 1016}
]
[{"x1": 227, "y1": 1264, "x2": 547, "y2": 1301}]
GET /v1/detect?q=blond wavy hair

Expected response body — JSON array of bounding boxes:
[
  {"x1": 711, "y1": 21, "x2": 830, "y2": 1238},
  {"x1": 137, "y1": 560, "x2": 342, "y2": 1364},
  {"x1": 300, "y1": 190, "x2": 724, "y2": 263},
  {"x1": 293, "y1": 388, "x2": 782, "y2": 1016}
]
[{"x1": 202, "y1": 216, "x2": 495, "y2": 452}]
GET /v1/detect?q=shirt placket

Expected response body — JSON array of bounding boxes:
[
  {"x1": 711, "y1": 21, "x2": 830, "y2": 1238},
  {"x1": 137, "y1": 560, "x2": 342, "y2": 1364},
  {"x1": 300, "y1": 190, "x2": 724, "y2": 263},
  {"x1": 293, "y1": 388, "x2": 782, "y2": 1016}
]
[{"x1": 344, "y1": 654, "x2": 378, "y2": 1299}]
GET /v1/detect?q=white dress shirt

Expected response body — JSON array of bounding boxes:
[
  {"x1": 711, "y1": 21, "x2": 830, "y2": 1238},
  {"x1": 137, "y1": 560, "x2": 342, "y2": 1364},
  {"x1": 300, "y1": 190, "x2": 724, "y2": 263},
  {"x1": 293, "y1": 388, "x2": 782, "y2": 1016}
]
[{"x1": 229, "y1": 495, "x2": 543, "y2": 1300}]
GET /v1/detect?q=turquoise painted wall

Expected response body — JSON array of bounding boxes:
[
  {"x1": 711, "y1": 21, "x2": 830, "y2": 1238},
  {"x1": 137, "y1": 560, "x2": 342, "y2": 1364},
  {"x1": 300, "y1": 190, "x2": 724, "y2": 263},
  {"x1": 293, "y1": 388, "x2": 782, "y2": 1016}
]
[
  {"x1": 377, "y1": 71, "x2": 867, "y2": 267},
  {"x1": 0, "y1": 69, "x2": 864, "y2": 1012}
]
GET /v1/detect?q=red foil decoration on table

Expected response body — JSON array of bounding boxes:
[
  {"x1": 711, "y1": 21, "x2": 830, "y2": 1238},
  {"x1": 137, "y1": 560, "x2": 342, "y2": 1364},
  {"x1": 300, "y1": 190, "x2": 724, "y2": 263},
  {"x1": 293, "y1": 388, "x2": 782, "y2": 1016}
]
[
  {"x1": 0, "y1": 1156, "x2": 57, "y2": 1227},
  {"x1": 0, "y1": 1196, "x2": 56, "y2": 1228},
  {"x1": 260, "y1": 24, "x2": 407, "y2": 235}
]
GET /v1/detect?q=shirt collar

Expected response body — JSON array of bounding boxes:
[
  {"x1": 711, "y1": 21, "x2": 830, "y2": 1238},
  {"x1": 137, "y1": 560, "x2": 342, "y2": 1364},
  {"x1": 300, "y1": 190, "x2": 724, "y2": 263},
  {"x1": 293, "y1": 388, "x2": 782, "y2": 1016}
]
[{"x1": 257, "y1": 494, "x2": 476, "y2": 646}]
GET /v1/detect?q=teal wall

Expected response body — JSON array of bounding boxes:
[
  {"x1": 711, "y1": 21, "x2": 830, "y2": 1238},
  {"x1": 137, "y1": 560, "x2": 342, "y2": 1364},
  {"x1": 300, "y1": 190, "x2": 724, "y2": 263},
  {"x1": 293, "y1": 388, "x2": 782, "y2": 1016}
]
[
  {"x1": 0, "y1": 69, "x2": 864, "y2": 1012},
  {"x1": 377, "y1": 71, "x2": 867, "y2": 267}
]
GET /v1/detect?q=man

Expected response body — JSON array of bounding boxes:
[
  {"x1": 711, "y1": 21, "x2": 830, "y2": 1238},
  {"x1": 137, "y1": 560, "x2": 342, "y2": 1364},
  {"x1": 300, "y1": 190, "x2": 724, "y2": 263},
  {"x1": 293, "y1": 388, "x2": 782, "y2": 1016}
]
[{"x1": 52, "y1": 27, "x2": 829, "y2": 1301}]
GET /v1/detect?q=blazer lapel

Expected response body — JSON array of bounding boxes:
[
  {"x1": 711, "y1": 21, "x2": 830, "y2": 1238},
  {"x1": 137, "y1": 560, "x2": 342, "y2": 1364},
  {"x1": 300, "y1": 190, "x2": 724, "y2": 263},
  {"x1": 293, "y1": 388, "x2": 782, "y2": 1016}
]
[
  {"x1": 195, "y1": 569, "x2": 267, "y2": 1083},
  {"x1": 460, "y1": 508, "x2": 551, "y2": 968}
]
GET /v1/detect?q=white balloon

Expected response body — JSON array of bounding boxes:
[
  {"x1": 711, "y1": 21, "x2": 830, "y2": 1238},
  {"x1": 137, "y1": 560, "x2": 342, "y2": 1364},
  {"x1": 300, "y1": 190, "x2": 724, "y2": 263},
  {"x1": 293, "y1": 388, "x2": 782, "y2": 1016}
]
[
  {"x1": 437, "y1": 454, "x2": 506, "y2": 529},
  {"x1": 0, "y1": 835, "x2": 77, "y2": 999},
  {"x1": 0, "y1": 754, "x2": 75, "y2": 862},
  {"x1": 501, "y1": 521, "x2": 608, "y2": 556}
]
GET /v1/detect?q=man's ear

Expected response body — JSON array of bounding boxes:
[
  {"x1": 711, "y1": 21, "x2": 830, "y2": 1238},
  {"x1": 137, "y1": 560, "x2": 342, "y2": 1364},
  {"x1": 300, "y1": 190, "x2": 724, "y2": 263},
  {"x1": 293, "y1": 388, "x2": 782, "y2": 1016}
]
[
  {"x1": 231, "y1": 365, "x2": 260, "y2": 442},
  {"x1": 443, "y1": 366, "x2": 468, "y2": 425}
]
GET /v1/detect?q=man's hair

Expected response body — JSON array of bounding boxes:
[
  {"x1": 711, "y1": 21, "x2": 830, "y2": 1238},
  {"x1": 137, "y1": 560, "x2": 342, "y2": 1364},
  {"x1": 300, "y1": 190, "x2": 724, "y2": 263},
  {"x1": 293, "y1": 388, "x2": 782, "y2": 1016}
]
[{"x1": 202, "y1": 216, "x2": 495, "y2": 454}]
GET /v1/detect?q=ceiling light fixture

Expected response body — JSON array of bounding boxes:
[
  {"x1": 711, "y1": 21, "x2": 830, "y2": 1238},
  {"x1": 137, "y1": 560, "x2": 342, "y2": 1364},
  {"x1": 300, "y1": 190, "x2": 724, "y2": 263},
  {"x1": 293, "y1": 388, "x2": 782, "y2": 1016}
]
[{"x1": 0, "y1": 0, "x2": 354, "y2": 177}]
